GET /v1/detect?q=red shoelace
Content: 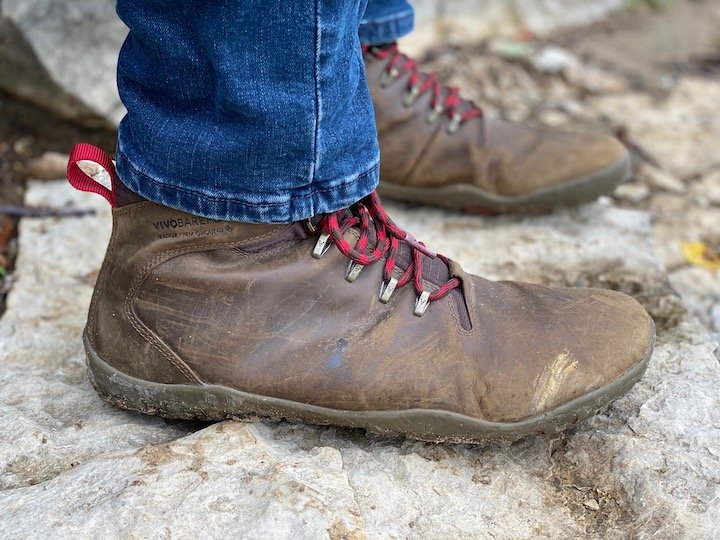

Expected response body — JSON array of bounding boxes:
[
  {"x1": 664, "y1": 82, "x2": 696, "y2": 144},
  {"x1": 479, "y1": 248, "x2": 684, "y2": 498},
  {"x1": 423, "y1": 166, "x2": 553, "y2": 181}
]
[
  {"x1": 313, "y1": 191, "x2": 461, "y2": 316},
  {"x1": 363, "y1": 43, "x2": 483, "y2": 128}
]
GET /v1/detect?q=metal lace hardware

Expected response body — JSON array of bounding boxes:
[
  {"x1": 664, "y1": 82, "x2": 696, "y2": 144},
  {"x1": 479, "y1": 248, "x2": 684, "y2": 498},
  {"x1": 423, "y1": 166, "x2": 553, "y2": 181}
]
[
  {"x1": 402, "y1": 85, "x2": 421, "y2": 107},
  {"x1": 312, "y1": 232, "x2": 331, "y2": 258},
  {"x1": 447, "y1": 113, "x2": 462, "y2": 134},
  {"x1": 425, "y1": 104, "x2": 444, "y2": 124},
  {"x1": 379, "y1": 277, "x2": 398, "y2": 303},
  {"x1": 380, "y1": 67, "x2": 400, "y2": 88},
  {"x1": 414, "y1": 290, "x2": 431, "y2": 317},
  {"x1": 345, "y1": 261, "x2": 364, "y2": 282}
]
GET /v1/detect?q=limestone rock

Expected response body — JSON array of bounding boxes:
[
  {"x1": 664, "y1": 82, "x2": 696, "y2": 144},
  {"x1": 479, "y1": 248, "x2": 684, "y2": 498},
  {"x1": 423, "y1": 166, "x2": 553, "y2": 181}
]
[
  {"x1": 532, "y1": 45, "x2": 579, "y2": 74},
  {"x1": 563, "y1": 64, "x2": 628, "y2": 94},
  {"x1": 650, "y1": 192, "x2": 720, "y2": 271},
  {"x1": 1, "y1": 181, "x2": 718, "y2": 538},
  {"x1": 690, "y1": 170, "x2": 720, "y2": 207},
  {"x1": 511, "y1": 0, "x2": 625, "y2": 37},
  {"x1": 0, "y1": 0, "x2": 126, "y2": 126},
  {"x1": 668, "y1": 266, "x2": 720, "y2": 344},
  {"x1": 590, "y1": 79, "x2": 720, "y2": 179},
  {"x1": 639, "y1": 164, "x2": 685, "y2": 195},
  {"x1": 614, "y1": 182, "x2": 650, "y2": 203},
  {"x1": 573, "y1": 0, "x2": 720, "y2": 92},
  {"x1": 1, "y1": 422, "x2": 365, "y2": 539},
  {"x1": 25, "y1": 152, "x2": 69, "y2": 180},
  {"x1": 403, "y1": 0, "x2": 625, "y2": 56}
]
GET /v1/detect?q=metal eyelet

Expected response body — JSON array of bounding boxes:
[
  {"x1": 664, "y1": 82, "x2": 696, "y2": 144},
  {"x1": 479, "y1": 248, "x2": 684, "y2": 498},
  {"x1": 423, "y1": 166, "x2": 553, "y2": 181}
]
[
  {"x1": 425, "y1": 104, "x2": 444, "y2": 125},
  {"x1": 312, "y1": 232, "x2": 331, "y2": 258},
  {"x1": 380, "y1": 67, "x2": 400, "y2": 88},
  {"x1": 414, "y1": 290, "x2": 431, "y2": 317},
  {"x1": 345, "y1": 261, "x2": 364, "y2": 282},
  {"x1": 402, "y1": 85, "x2": 420, "y2": 107},
  {"x1": 447, "y1": 113, "x2": 462, "y2": 134},
  {"x1": 379, "y1": 277, "x2": 398, "y2": 303}
]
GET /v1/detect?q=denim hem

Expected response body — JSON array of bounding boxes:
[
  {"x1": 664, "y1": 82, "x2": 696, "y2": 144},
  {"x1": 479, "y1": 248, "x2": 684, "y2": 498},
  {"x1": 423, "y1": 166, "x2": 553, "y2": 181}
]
[
  {"x1": 115, "y1": 150, "x2": 380, "y2": 224},
  {"x1": 359, "y1": 7, "x2": 414, "y2": 45}
]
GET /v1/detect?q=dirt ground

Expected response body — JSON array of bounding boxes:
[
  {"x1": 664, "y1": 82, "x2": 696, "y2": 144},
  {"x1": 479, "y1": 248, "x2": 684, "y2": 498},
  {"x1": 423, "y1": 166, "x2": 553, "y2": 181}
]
[{"x1": 0, "y1": 0, "x2": 719, "y2": 336}]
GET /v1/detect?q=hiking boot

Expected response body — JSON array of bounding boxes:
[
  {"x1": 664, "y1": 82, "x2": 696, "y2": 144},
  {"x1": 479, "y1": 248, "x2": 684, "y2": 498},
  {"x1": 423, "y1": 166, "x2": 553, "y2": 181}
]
[
  {"x1": 364, "y1": 44, "x2": 630, "y2": 214},
  {"x1": 68, "y1": 145, "x2": 654, "y2": 443}
]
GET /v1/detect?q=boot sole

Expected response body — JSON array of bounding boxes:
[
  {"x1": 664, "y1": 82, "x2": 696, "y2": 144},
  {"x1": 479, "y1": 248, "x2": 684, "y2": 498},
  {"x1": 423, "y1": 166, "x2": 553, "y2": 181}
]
[
  {"x1": 377, "y1": 155, "x2": 630, "y2": 214},
  {"x1": 83, "y1": 319, "x2": 654, "y2": 444}
]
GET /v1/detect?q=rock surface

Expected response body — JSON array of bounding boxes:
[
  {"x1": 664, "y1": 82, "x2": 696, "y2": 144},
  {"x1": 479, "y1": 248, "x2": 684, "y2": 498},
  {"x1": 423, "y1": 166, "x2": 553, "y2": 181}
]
[
  {"x1": 0, "y1": 0, "x2": 126, "y2": 126},
  {"x1": 590, "y1": 79, "x2": 720, "y2": 180},
  {"x1": 1, "y1": 181, "x2": 718, "y2": 538},
  {"x1": 573, "y1": 0, "x2": 720, "y2": 91},
  {"x1": 404, "y1": 0, "x2": 625, "y2": 55},
  {"x1": 25, "y1": 151, "x2": 70, "y2": 180}
]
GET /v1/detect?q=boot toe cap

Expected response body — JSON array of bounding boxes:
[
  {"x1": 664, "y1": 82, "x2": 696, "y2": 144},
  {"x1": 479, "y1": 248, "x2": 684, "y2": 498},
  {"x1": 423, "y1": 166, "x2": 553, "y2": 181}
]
[
  {"x1": 488, "y1": 120, "x2": 629, "y2": 196},
  {"x1": 472, "y1": 281, "x2": 654, "y2": 423},
  {"x1": 526, "y1": 288, "x2": 654, "y2": 418}
]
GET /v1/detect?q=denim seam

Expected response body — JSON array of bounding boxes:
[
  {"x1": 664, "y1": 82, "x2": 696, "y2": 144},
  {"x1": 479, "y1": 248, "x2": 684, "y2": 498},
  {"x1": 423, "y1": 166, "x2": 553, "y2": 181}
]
[
  {"x1": 311, "y1": 0, "x2": 320, "y2": 181},
  {"x1": 360, "y1": 9, "x2": 414, "y2": 26},
  {"x1": 359, "y1": 8, "x2": 414, "y2": 44},
  {"x1": 118, "y1": 149, "x2": 378, "y2": 208}
]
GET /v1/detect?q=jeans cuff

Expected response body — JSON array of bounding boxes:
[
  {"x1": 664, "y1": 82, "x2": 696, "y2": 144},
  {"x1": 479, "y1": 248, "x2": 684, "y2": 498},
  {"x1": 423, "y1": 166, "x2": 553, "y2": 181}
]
[
  {"x1": 115, "y1": 150, "x2": 380, "y2": 224},
  {"x1": 359, "y1": 8, "x2": 414, "y2": 45}
]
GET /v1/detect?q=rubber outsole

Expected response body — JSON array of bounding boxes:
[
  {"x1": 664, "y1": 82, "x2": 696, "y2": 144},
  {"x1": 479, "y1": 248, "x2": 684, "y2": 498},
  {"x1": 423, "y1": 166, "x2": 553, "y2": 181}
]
[
  {"x1": 377, "y1": 155, "x2": 631, "y2": 214},
  {"x1": 83, "y1": 319, "x2": 654, "y2": 444}
]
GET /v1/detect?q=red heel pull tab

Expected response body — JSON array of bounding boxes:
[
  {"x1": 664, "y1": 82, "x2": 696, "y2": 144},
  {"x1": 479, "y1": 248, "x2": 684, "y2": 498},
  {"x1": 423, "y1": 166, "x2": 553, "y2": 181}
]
[{"x1": 66, "y1": 143, "x2": 117, "y2": 208}]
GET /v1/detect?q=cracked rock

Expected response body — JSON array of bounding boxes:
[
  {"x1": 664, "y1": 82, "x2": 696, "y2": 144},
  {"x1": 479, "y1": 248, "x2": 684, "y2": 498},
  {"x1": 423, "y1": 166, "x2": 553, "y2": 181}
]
[{"x1": 0, "y1": 181, "x2": 718, "y2": 538}]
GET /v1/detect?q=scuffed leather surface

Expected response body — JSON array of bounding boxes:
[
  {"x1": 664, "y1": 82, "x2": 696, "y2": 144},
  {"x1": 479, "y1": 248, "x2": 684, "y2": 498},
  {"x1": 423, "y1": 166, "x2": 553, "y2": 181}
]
[
  {"x1": 366, "y1": 53, "x2": 628, "y2": 196},
  {"x1": 91, "y1": 202, "x2": 653, "y2": 422}
]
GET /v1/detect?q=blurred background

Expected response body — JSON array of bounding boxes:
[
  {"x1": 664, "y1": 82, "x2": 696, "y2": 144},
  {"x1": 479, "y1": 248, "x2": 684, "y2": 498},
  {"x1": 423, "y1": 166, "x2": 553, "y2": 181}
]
[{"x1": 1, "y1": 0, "x2": 719, "y2": 337}]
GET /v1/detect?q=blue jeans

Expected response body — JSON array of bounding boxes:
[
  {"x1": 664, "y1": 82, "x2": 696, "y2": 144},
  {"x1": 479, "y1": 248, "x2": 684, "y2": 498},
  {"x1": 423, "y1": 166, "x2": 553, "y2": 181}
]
[
  {"x1": 360, "y1": 0, "x2": 414, "y2": 45},
  {"x1": 116, "y1": 0, "x2": 414, "y2": 223}
]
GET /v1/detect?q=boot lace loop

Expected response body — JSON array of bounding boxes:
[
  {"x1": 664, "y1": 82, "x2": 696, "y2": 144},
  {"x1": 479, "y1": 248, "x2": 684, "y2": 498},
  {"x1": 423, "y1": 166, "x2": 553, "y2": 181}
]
[
  {"x1": 315, "y1": 192, "x2": 461, "y2": 315},
  {"x1": 363, "y1": 43, "x2": 483, "y2": 129}
]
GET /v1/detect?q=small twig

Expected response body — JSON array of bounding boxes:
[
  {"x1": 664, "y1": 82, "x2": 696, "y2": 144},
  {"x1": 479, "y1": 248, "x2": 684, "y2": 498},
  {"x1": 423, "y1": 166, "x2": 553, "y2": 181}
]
[
  {"x1": 0, "y1": 215, "x2": 15, "y2": 250},
  {"x1": 0, "y1": 205, "x2": 96, "y2": 218}
]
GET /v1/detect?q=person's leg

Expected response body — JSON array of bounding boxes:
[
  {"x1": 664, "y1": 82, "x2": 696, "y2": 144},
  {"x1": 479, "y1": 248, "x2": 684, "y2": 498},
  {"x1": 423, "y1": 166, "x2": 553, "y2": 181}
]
[
  {"x1": 67, "y1": 1, "x2": 654, "y2": 443},
  {"x1": 359, "y1": 0, "x2": 414, "y2": 46},
  {"x1": 115, "y1": 0, "x2": 378, "y2": 223}
]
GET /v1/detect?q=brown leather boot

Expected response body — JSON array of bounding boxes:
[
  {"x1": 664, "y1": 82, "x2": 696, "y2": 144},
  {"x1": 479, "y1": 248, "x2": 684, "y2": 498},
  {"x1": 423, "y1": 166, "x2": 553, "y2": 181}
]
[
  {"x1": 70, "y1": 147, "x2": 653, "y2": 443},
  {"x1": 364, "y1": 44, "x2": 630, "y2": 214}
]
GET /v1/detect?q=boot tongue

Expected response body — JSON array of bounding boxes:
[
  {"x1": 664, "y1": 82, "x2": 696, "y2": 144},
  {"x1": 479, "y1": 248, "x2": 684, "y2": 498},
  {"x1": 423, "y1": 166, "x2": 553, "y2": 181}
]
[
  {"x1": 343, "y1": 207, "x2": 451, "y2": 289},
  {"x1": 395, "y1": 241, "x2": 451, "y2": 287},
  {"x1": 338, "y1": 204, "x2": 471, "y2": 329},
  {"x1": 394, "y1": 236, "x2": 471, "y2": 329}
]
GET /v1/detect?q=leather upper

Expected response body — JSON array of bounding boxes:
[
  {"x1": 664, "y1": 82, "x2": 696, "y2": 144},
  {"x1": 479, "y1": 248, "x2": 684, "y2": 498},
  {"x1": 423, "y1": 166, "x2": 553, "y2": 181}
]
[
  {"x1": 87, "y1": 201, "x2": 653, "y2": 423},
  {"x1": 365, "y1": 50, "x2": 628, "y2": 196}
]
